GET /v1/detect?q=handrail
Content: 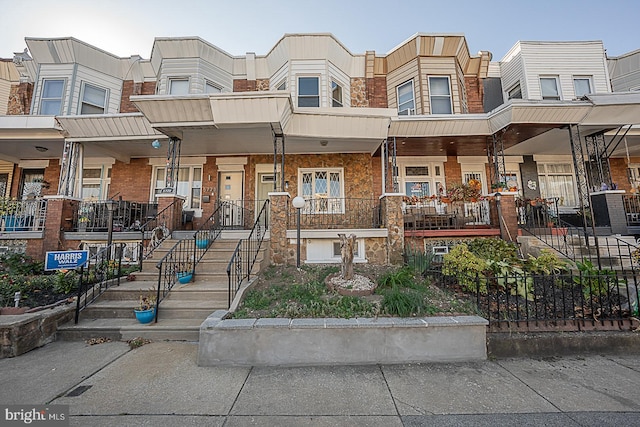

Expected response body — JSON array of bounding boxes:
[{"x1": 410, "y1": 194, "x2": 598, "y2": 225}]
[
  {"x1": 139, "y1": 199, "x2": 181, "y2": 267},
  {"x1": 227, "y1": 200, "x2": 269, "y2": 307},
  {"x1": 74, "y1": 242, "x2": 130, "y2": 323},
  {"x1": 152, "y1": 201, "x2": 228, "y2": 322}
]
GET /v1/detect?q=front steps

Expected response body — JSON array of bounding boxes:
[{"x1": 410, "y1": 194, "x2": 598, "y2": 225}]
[{"x1": 57, "y1": 237, "x2": 267, "y2": 342}]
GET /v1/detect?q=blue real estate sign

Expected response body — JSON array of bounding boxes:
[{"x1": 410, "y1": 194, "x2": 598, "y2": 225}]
[{"x1": 45, "y1": 250, "x2": 89, "y2": 271}]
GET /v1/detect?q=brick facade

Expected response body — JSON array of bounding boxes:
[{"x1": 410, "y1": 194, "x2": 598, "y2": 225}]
[
  {"x1": 7, "y1": 83, "x2": 33, "y2": 115},
  {"x1": 366, "y1": 77, "x2": 388, "y2": 108},
  {"x1": 464, "y1": 76, "x2": 484, "y2": 114},
  {"x1": 119, "y1": 81, "x2": 156, "y2": 113},
  {"x1": 233, "y1": 80, "x2": 257, "y2": 92},
  {"x1": 444, "y1": 156, "x2": 462, "y2": 185},
  {"x1": 109, "y1": 158, "x2": 153, "y2": 202}
]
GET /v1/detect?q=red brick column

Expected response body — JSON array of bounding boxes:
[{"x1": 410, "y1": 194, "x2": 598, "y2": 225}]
[
  {"x1": 268, "y1": 192, "x2": 290, "y2": 265},
  {"x1": 156, "y1": 194, "x2": 186, "y2": 231},
  {"x1": 26, "y1": 196, "x2": 77, "y2": 260},
  {"x1": 496, "y1": 193, "x2": 518, "y2": 242},
  {"x1": 381, "y1": 193, "x2": 404, "y2": 265}
]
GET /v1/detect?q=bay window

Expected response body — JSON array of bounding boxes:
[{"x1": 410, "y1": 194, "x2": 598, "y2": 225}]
[
  {"x1": 40, "y1": 79, "x2": 64, "y2": 115},
  {"x1": 298, "y1": 76, "x2": 320, "y2": 107},
  {"x1": 397, "y1": 80, "x2": 415, "y2": 115},
  {"x1": 428, "y1": 76, "x2": 453, "y2": 114},
  {"x1": 80, "y1": 83, "x2": 107, "y2": 114}
]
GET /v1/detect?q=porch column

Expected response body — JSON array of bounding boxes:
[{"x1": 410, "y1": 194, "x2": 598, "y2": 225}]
[
  {"x1": 268, "y1": 192, "x2": 290, "y2": 265},
  {"x1": 381, "y1": 193, "x2": 404, "y2": 265},
  {"x1": 591, "y1": 190, "x2": 628, "y2": 235},
  {"x1": 26, "y1": 196, "x2": 77, "y2": 260},
  {"x1": 495, "y1": 193, "x2": 518, "y2": 243},
  {"x1": 58, "y1": 141, "x2": 83, "y2": 197},
  {"x1": 156, "y1": 194, "x2": 185, "y2": 231}
]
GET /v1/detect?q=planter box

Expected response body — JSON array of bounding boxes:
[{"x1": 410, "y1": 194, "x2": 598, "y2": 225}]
[{"x1": 198, "y1": 311, "x2": 488, "y2": 366}]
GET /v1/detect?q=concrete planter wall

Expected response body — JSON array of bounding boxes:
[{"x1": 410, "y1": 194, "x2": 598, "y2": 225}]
[
  {"x1": 198, "y1": 311, "x2": 488, "y2": 366},
  {"x1": 1, "y1": 305, "x2": 75, "y2": 358}
]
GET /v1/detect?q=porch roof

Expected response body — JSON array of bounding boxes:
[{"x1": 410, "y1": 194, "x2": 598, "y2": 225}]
[{"x1": 0, "y1": 115, "x2": 64, "y2": 163}]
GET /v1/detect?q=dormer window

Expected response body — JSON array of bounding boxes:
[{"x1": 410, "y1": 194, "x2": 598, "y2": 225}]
[
  {"x1": 298, "y1": 76, "x2": 320, "y2": 107},
  {"x1": 205, "y1": 80, "x2": 222, "y2": 93},
  {"x1": 573, "y1": 76, "x2": 592, "y2": 98},
  {"x1": 80, "y1": 83, "x2": 107, "y2": 114},
  {"x1": 540, "y1": 76, "x2": 560, "y2": 100},
  {"x1": 277, "y1": 79, "x2": 287, "y2": 90},
  {"x1": 331, "y1": 81, "x2": 343, "y2": 107},
  {"x1": 169, "y1": 78, "x2": 189, "y2": 95},
  {"x1": 397, "y1": 80, "x2": 415, "y2": 115},
  {"x1": 508, "y1": 83, "x2": 522, "y2": 100},
  {"x1": 40, "y1": 79, "x2": 64, "y2": 115},
  {"x1": 428, "y1": 76, "x2": 452, "y2": 114}
]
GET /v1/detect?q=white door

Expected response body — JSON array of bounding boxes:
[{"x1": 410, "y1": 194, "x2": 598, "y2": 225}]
[
  {"x1": 218, "y1": 171, "x2": 244, "y2": 227},
  {"x1": 256, "y1": 172, "x2": 276, "y2": 223}
]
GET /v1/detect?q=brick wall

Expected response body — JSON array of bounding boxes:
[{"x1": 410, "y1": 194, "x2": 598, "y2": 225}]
[
  {"x1": 610, "y1": 158, "x2": 631, "y2": 192},
  {"x1": 464, "y1": 76, "x2": 484, "y2": 114},
  {"x1": 43, "y1": 160, "x2": 60, "y2": 197},
  {"x1": 366, "y1": 77, "x2": 388, "y2": 108},
  {"x1": 444, "y1": 156, "x2": 462, "y2": 186},
  {"x1": 119, "y1": 81, "x2": 156, "y2": 113},
  {"x1": 109, "y1": 159, "x2": 153, "y2": 201},
  {"x1": 233, "y1": 80, "x2": 257, "y2": 92},
  {"x1": 7, "y1": 83, "x2": 33, "y2": 115}
]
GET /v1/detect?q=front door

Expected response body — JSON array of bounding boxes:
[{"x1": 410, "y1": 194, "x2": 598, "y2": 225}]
[
  {"x1": 218, "y1": 171, "x2": 244, "y2": 227},
  {"x1": 256, "y1": 172, "x2": 277, "y2": 224}
]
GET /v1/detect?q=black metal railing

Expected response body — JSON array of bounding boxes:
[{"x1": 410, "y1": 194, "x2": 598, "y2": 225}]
[
  {"x1": 139, "y1": 200, "x2": 180, "y2": 264},
  {"x1": 403, "y1": 200, "x2": 491, "y2": 231},
  {"x1": 431, "y1": 268, "x2": 640, "y2": 331},
  {"x1": 287, "y1": 197, "x2": 381, "y2": 229},
  {"x1": 74, "y1": 242, "x2": 137, "y2": 323},
  {"x1": 217, "y1": 199, "x2": 268, "y2": 230},
  {"x1": 227, "y1": 200, "x2": 269, "y2": 306},
  {"x1": 0, "y1": 198, "x2": 48, "y2": 232},
  {"x1": 623, "y1": 194, "x2": 640, "y2": 226},
  {"x1": 74, "y1": 200, "x2": 158, "y2": 232},
  {"x1": 152, "y1": 202, "x2": 228, "y2": 322}
]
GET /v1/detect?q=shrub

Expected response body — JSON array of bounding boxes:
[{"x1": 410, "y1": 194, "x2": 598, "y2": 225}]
[{"x1": 441, "y1": 244, "x2": 488, "y2": 293}]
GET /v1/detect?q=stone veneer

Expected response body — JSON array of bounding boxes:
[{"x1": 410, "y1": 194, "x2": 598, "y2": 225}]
[
  {"x1": 350, "y1": 78, "x2": 369, "y2": 107},
  {"x1": 7, "y1": 83, "x2": 33, "y2": 115},
  {"x1": 382, "y1": 194, "x2": 404, "y2": 264}
]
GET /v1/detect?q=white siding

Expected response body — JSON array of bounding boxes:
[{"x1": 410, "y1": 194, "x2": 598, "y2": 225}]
[
  {"x1": 72, "y1": 65, "x2": 123, "y2": 114},
  {"x1": 270, "y1": 63, "x2": 289, "y2": 90},
  {"x1": 387, "y1": 60, "x2": 420, "y2": 113},
  {"x1": 291, "y1": 60, "x2": 328, "y2": 108},
  {"x1": 157, "y1": 58, "x2": 233, "y2": 94},
  {"x1": 504, "y1": 42, "x2": 611, "y2": 101},
  {"x1": 499, "y1": 50, "x2": 525, "y2": 101},
  {"x1": 0, "y1": 80, "x2": 10, "y2": 115},
  {"x1": 328, "y1": 61, "x2": 350, "y2": 107},
  {"x1": 33, "y1": 64, "x2": 75, "y2": 115},
  {"x1": 419, "y1": 57, "x2": 460, "y2": 114},
  {"x1": 608, "y1": 51, "x2": 640, "y2": 91}
]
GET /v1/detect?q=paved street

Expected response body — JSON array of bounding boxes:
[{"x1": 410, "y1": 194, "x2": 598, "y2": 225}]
[{"x1": 1, "y1": 340, "x2": 639, "y2": 426}]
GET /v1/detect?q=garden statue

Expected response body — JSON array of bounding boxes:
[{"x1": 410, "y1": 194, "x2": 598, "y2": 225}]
[{"x1": 338, "y1": 233, "x2": 357, "y2": 280}]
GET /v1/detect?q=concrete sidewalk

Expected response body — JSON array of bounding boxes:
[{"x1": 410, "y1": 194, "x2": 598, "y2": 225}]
[{"x1": 1, "y1": 341, "x2": 640, "y2": 426}]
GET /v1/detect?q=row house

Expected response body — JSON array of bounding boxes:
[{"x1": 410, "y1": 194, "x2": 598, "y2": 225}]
[{"x1": 0, "y1": 34, "x2": 639, "y2": 266}]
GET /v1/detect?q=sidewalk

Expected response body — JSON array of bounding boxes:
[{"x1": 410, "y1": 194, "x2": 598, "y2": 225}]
[{"x1": 1, "y1": 340, "x2": 639, "y2": 426}]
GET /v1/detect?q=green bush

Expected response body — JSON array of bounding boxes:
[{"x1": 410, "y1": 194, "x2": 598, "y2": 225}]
[
  {"x1": 467, "y1": 238, "x2": 519, "y2": 265},
  {"x1": 441, "y1": 244, "x2": 488, "y2": 293},
  {"x1": 377, "y1": 267, "x2": 415, "y2": 289}
]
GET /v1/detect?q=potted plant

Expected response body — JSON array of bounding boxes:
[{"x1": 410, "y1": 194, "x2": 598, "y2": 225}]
[
  {"x1": 0, "y1": 197, "x2": 21, "y2": 231},
  {"x1": 134, "y1": 292, "x2": 156, "y2": 324},
  {"x1": 447, "y1": 180, "x2": 483, "y2": 203},
  {"x1": 176, "y1": 261, "x2": 194, "y2": 284}
]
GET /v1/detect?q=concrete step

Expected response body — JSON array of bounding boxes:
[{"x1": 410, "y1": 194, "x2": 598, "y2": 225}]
[
  {"x1": 57, "y1": 318, "x2": 203, "y2": 342},
  {"x1": 79, "y1": 297, "x2": 226, "y2": 320}
]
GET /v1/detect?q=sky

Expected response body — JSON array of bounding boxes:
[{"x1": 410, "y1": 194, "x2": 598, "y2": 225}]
[{"x1": 2, "y1": 0, "x2": 639, "y2": 61}]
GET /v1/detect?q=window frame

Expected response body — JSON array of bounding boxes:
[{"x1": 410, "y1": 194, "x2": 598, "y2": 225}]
[
  {"x1": 507, "y1": 83, "x2": 522, "y2": 100},
  {"x1": 331, "y1": 80, "x2": 343, "y2": 107},
  {"x1": 168, "y1": 77, "x2": 190, "y2": 95},
  {"x1": 573, "y1": 76, "x2": 592, "y2": 98},
  {"x1": 428, "y1": 76, "x2": 453, "y2": 114},
  {"x1": 399, "y1": 160, "x2": 445, "y2": 199},
  {"x1": 297, "y1": 76, "x2": 320, "y2": 107},
  {"x1": 540, "y1": 76, "x2": 561, "y2": 100},
  {"x1": 536, "y1": 162, "x2": 578, "y2": 207},
  {"x1": 397, "y1": 80, "x2": 415, "y2": 115},
  {"x1": 152, "y1": 164, "x2": 203, "y2": 211},
  {"x1": 298, "y1": 167, "x2": 345, "y2": 214},
  {"x1": 39, "y1": 79, "x2": 65, "y2": 115},
  {"x1": 79, "y1": 82, "x2": 108, "y2": 115},
  {"x1": 205, "y1": 80, "x2": 222, "y2": 94},
  {"x1": 81, "y1": 165, "x2": 111, "y2": 200}
]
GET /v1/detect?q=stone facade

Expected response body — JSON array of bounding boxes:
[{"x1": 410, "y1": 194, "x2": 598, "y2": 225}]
[
  {"x1": 7, "y1": 83, "x2": 33, "y2": 115},
  {"x1": 256, "y1": 79, "x2": 270, "y2": 91},
  {"x1": 382, "y1": 194, "x2": 404, "y2": 264},
  {"x1": 268, "y1": 193, "x2": 290, "y2": 265},
  {"x1": 350, "y1": 78, "x2": 369, "y2": 107},
  {"x1": 364, "y1": 237, "x2": 387, "y2": 265}
]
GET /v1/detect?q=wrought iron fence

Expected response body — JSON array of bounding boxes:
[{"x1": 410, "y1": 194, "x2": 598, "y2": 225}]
[
  {"x1": 139, "y1": 200, "x2": 181, "y2": 263},
  {"x1": 218, "y1": 199, "x2": 268, "y2": 229},
  {"x1": 74, "y1": 200, "x2": 158, "y2": 232},
  {"x1": 0, "y1": 198, "x2": 48, "y2": 232},
  {"x1": 227, "y1": 200, "x2": 269, "y2": 306},
  {"x1": 287, "y1": 197, "x2": 381, "y2": 229},
  {"x1": 623, "y1": 194, "x2": 640, "y2": 226},
  {"x1": 429, "y1": 268, "x2": 640, "y2": 332},
  {"x1": 74, "y1": 242, "x2": 136, "y2": 323},
  {"x1": 403, "y1": 200, "x2": 491, "y2": 231}
]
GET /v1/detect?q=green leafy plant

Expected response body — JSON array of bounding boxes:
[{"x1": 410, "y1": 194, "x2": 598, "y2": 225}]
[
  {"x1": 377, "y1": 267, "x2": 415, "y2": 289},
  {"x1": 441, "y1": 244, "x2": 488, "y2": 293},
  {"x1": 526, "y1": 250, "x2": 567, "y2": 275},
  {"x1": 573, "y1": 259, "x2": 624, "y2": 298}
]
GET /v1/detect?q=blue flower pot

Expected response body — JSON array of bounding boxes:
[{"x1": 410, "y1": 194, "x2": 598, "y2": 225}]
[
  {"x1": 134, "y1": 307, "x2": 155, "y2": 324},
  {"x1": 3, "y1": 215, "x2": 24, "y2": 231},
  {"x1": 196, "y1": 239, "x2": 209, "y2": 249},
  {"x1": 177, "y1": 272, "x2": 193, "y2": 284}
]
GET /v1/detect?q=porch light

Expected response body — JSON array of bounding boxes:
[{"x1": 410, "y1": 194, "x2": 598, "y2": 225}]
[
  {"x1": 151, "y1": 139, "x2": 161, "y2": 149},
  {"x1": 292, "y1": 196, "x2": 306, "y2": 268},
  {"x1": 35, "y1": 146, "x2": 48, "y2": 152},
  {"x1": 320, "y1": 140, "x2": 328, "y2": 147}
]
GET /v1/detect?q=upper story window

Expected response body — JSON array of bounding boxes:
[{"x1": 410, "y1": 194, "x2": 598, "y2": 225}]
[
  {"x1": 40, "y1": 79, "x2": 64, "y2": 115},
  {"x1": 573, "y1": 76, "x2": 592, "y2": 98},
  {"x1": 540, "y1": 76, "x2": 560, "y2": 100},
  {"x1": 298, "y1": 76, "x2": 320, "y2": 107},
  {"x1": 331, "y1": 81, "x2": 343, "y2": 107},
  {"x1": 277, "y1": 80, "x2": 287, "y2": 90},
  {"x1": 169, "y1": 78, "x2": 190, "y2": 95},
  {"x1": 205, "y1": 80, "x2": 222, "y2": 93},
  {"x1": 397, "y1": 80, "x2": 415, "y2": 115},
  {"x1": 508, "y1": 83, "x2": 522, "y2": 100},
  {"x1": 80, "y1": 83, "x2": 107, "y2": 114},
  {"x1": 428, "y1": 76, "x2": 452, "y2": 114}
]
